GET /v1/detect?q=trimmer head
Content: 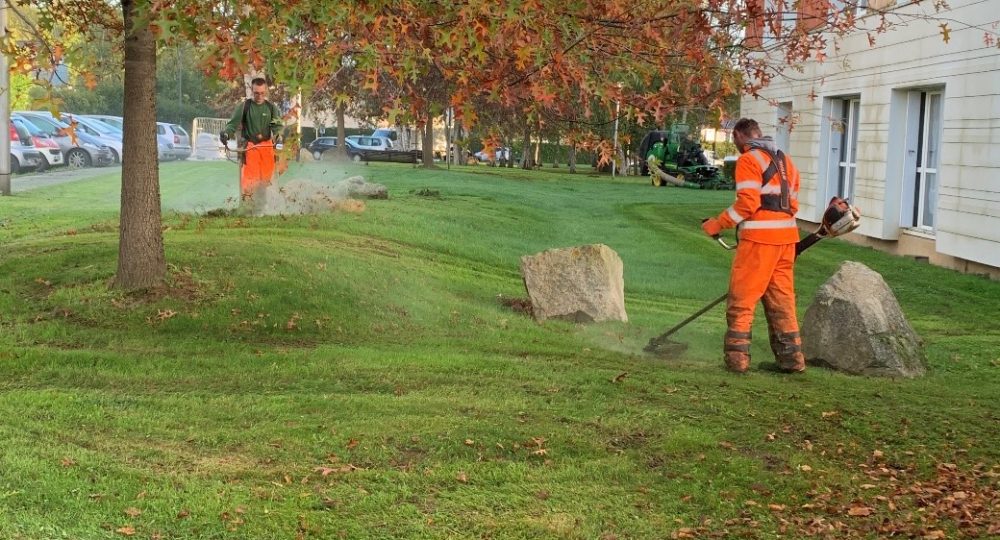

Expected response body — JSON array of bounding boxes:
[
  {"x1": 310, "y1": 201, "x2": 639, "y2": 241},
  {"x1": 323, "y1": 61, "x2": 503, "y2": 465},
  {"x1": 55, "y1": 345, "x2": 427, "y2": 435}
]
[{"x1": 643, "y1": 335, "x2": 689, "y2": 358}]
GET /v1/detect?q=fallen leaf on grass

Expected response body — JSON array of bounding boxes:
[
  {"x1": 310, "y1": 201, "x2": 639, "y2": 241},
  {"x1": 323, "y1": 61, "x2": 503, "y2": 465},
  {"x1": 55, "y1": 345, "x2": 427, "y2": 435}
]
[
  {"x1": 124, "y1": 507, "x2": 141, "y2": 518},
  {"x1": 456, "y1": 472, "x2": 468, "y2": 483},
  {"x1": 346, "y1": 438, "x2": 359, "y2": 449},
  {"x1": 116, "y1": 526, "x2": 136, "y2": 536},
  {"x1": 821, "y1": 411, "x2": 839, "y2": 419},
  {"x1": 60, "y1": 457, "x2": 75, "y2": 467},
  {"x1": 176, "y1": 509, "x2": 190, "y2": 519},
  {"x1": 798, "y1": 464, "x2": 813, "y2": 472},
  {"x1": 314, "y1": 465, "x2": 358, "y2": 476},
  {"x1": 611, "y1": 372, "x2": 628, "y2": 383},
  {"x1": 463, "y1": 439, "x2": 475, "y2": 446},
  {"x1": 847, "y1": 505, "x2": 873, "y2": 516},
  {"x1": 719, "y1": 441, "x2": 735, "y2": 450}
]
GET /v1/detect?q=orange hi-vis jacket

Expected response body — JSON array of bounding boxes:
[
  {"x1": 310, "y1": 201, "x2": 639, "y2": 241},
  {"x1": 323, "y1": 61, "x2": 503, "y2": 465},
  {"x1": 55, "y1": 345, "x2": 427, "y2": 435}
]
[{"x1": 716, "y1": 139, "x2": 800, "y2": 245}]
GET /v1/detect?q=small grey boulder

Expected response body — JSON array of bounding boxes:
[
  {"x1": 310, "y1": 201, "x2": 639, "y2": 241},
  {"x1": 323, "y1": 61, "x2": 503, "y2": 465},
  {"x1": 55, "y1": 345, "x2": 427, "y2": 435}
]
[{"x1": 802, "y1": 261, "x2": 926, "y2": 377}]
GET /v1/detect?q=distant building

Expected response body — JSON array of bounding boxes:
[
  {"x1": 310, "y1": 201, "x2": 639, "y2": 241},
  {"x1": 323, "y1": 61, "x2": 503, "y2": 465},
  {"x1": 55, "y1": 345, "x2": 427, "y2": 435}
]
[{"x1": 742, "y1": 0, "x2": 1000, "y2": 278}]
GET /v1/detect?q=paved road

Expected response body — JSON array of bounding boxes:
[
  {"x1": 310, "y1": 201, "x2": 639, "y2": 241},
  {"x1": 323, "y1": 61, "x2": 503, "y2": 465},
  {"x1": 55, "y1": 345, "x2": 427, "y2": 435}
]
[{"x1": 10, "y1": 164, "x2": 122, "y2": 193}]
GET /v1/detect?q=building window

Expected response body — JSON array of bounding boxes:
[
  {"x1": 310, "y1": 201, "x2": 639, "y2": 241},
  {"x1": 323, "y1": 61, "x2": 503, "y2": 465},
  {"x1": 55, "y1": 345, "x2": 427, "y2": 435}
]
[
  {"x1": 837, "y1": 98, "x2": 860, "y2": 200},
  {"x1": 911, "y1": 91, "x2": 943, "y2": 229},
  {"x1": 776, "y1": 101, "x2": 793, "y2": 151},
  {"x1": 824, "y1": 96, "x2": 860, "y2": 201}
]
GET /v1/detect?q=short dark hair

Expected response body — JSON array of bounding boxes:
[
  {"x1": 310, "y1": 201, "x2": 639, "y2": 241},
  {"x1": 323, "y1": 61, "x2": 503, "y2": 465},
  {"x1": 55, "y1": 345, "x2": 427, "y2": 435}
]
[
  {"x1": 251, "y1": 77, "x2": 267, "y2": 87},
  {"x1": 733, "y1": 118, "x2": 762, "y2": 138}
]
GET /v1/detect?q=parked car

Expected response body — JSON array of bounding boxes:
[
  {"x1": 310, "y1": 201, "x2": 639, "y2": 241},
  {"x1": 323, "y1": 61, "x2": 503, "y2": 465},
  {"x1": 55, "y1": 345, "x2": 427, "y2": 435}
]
[
  {"x1": 8, "y1": 122, "x2": 43, "y2": 174},
  {"x1": 67, "y1": 132, "x2": 115, "y2": 169},
  {"x1": 343, "y1": 138, "x2": 421, "y2": 164},
  {"x1": 156, "y1": 122, "x2": 192, "y2": 160},
  {"x1": 82, "y1": 114, "x2": 123, "y2": 130},
  {"x1": 307, "y1": 136, "x2": 337, "y2": 159},
  {"x1": 370, "y1": 128, "x2": 397, "y2": 142},
  {"x1": 345, "y1": 135, "x2": 394, "y2": 151},
  {"x1": 192, "y1": 132, "x2": 225, "y2": 160},
  {"x1": 16, "y1": 112, "x2": 112, "y2": 169},
  {"x1": 14, "y1": 112, "x2": 74, "y2": 158},
  {"x1": 11, "y1": 116, "x2": 63, "y2": 171},
  {"x1": 59, "y1": 114, "x2": 123, "y2": 164}
]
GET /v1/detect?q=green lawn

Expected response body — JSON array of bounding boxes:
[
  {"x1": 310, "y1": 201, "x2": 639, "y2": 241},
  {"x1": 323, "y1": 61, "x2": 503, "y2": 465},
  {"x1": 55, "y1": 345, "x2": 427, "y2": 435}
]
[{"x1": 1, "y1": 160, "x2": 998, "y2": 539}]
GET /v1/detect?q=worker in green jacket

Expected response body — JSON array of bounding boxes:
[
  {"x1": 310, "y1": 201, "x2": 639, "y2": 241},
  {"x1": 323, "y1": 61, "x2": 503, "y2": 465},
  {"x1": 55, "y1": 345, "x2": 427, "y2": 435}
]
[{"x1": 220, "y1": 77, "x2": 283, "y2": 199}]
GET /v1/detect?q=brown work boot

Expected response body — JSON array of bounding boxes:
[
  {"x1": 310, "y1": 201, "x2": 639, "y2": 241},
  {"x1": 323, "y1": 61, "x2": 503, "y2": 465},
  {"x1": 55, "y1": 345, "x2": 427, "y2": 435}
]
[
  {"x1": 776, "y1": 352, "x2": 806, "y2": 374},
  {"x1": 724, "y1": 352, "x2": 751, "y2": 373}
]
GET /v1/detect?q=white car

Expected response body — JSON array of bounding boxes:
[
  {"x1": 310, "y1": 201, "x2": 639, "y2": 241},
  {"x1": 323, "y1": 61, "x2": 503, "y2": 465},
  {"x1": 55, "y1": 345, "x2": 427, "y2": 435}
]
[{"x1": 345, "y1": 135, "x2": 394, "y2": 151}]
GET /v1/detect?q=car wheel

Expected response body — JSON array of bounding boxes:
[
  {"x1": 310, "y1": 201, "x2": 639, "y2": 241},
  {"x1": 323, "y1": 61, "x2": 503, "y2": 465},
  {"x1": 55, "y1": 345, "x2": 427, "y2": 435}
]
[
  {"x1": 351, "y1": 154, "x2": 361, "y2": 163},
  {"x1": 313, "y1": 150, "x2": 322, "y2": 161},
  {"x1": 36, "y1": 157, "x2": 48, "y2": 173},
  {"x1": 66, "y1": 148, "x2": 92, "y2": 168},
  {"x1": 110, "y1": 149, "x2": 121, "y2": 165},
  {"x1": 10, "y1": 155, "x2": 20, "y2": 175}
]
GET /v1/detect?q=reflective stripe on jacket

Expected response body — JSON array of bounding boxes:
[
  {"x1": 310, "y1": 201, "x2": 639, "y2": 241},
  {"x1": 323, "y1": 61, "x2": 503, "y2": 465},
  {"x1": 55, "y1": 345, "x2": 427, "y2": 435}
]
[{"x1": 717, "y1": 148, "x2": 801, "y2": 245}]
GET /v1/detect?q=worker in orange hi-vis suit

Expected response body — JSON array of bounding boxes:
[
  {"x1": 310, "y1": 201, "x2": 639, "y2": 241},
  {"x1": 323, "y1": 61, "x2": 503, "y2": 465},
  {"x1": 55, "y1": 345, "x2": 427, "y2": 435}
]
[
  {"x1": 220, "y1": 77, "x2": 283, "y2": 200},
  {"x1": 701, "y1": 118, "x2": 805, "y2": 374}
]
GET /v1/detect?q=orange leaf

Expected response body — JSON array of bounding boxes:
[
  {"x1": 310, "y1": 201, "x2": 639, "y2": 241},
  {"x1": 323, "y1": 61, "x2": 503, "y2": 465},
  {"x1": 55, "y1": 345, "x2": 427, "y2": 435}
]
[
  {"x1": 124, "y1": 507, "x2": 142, "y2": 518},
  {"x1": 116, "y1": 526, "x2": 136, "y2": 536},
  {"x1": 939, "y1": 23, "x2": 951, "y2": 43},
  {"x1": 847, "y1": 505, "x2": 873, "y2": 516}
]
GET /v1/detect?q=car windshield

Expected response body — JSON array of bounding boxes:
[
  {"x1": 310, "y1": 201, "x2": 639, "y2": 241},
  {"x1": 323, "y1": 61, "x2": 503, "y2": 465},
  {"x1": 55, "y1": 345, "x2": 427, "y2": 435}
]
[
  {"x1": 13, "y1": 118, "x2": 45, "y2": 137},
  {"x1": 11, "y1": 122, "x2": 33, "y2": 144},
  {"x1": 95, "y1": 117, "x2": 123, "y2": 130},
  {"x1": 76, "y1": 132, "x2": 103, "y2": 147},
  {"x1": 18, "y1": 114, "x2": 69, "y2": 136},
  {"x1": 171, "y1": 125, "x2": 188, "y2": 136}
]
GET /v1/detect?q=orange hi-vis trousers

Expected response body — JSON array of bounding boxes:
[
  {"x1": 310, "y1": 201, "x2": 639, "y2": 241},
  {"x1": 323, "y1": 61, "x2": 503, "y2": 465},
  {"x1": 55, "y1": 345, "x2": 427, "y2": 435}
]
[
  {"x1": 724, "y1": 240, "x2": 805, "y2": 373},
  {"x1": 241, "y1": 140, "x2": 276, "y2": 198}
]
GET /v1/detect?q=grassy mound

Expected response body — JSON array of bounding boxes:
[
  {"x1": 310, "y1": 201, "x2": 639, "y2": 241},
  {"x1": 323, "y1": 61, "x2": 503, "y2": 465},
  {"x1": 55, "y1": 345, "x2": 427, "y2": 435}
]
[{"x1": 1, "y1": 160, "x2": 997, "y2": 538}]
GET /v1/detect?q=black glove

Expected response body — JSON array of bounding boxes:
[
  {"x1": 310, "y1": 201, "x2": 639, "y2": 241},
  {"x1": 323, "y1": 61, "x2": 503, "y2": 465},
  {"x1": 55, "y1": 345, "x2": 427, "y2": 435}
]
[{"x1": 219, "y1": 131, "x2": 229, "y2": 145}]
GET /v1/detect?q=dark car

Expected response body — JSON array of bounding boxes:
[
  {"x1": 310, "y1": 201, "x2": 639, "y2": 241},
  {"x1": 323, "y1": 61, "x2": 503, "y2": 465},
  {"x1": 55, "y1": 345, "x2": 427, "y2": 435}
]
[{"x1": 307, "y1": 136, "x2": 337, "y2": 159}]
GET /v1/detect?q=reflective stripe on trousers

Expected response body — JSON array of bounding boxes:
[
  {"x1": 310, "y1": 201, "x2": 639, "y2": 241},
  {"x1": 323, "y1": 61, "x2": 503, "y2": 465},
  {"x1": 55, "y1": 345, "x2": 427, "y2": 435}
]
[{"x1": 725, "y1": 240, "x2": 804, "y2": 370}]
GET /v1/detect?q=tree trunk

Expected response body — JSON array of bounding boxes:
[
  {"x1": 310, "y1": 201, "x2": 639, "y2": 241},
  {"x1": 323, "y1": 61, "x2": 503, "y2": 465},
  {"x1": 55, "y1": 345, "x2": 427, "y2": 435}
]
[
  {"x1": 568, "y1": 144, "x2": 577, "y2": 173},
  {"x1": 113, "y1": 0, "x2": 165, "y2": 290},
  {"x1": 334, "y1": 102, "x2": 347, "y2": 158},
  {"x1": 520, "y1": 121, "x2": 532, "y2": 169},
  {"x1": 421, "y1": 115, "x2": 434, "y2": 167}
]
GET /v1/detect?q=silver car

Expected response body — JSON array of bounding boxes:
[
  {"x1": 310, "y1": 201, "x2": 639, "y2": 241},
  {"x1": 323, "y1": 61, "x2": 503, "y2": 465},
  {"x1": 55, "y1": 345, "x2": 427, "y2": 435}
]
[
  {"x1": 16, "y1": 112, "x2": 111, "y2": 168},
  {"x1": 59, "y1": 114, "x2": 123, "y2": 164},
  {"x1": 156, "y1": 122, "x2": 192, "y2": 160}
]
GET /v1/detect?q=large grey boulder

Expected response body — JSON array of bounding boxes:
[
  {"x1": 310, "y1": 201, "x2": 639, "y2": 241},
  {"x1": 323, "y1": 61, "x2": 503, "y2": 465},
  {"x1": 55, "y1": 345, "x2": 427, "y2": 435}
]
[
  {"x1": 332, "y1": 176, "x2": 388, "y2": 199},
  {"x1": 802, "y1": 261, "x2": 926, "y2": 377},
  {"x1": 520, "y1": 244, "x2": 627, "y2": 323}
]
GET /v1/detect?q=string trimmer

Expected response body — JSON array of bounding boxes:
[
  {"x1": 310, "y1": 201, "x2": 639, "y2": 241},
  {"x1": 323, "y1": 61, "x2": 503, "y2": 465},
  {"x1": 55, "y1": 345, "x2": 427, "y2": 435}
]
[{"x1": 644, "y1": 197, "x2": 861, "y2": 357}]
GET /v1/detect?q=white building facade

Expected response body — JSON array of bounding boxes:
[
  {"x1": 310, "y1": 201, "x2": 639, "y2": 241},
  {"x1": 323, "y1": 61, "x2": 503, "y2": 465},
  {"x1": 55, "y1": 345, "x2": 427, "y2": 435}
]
[{"x1": 741, "y1": 0, "x2": 1000, "y2": 277}]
